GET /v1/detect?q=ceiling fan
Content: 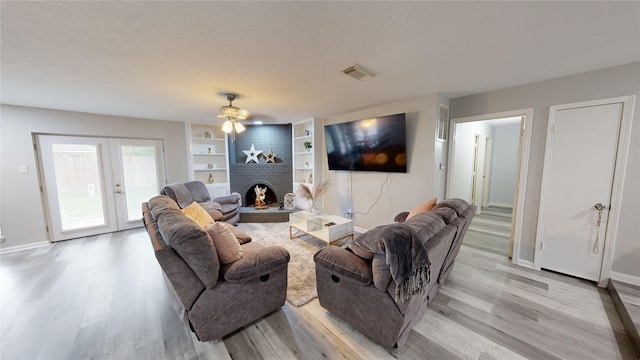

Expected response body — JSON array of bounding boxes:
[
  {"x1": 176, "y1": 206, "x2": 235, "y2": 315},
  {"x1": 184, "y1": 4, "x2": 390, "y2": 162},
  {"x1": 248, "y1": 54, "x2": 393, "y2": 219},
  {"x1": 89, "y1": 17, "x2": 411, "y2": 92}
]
[{"x1": 217, "y1": 93, "x2": 249, "y2": 139}]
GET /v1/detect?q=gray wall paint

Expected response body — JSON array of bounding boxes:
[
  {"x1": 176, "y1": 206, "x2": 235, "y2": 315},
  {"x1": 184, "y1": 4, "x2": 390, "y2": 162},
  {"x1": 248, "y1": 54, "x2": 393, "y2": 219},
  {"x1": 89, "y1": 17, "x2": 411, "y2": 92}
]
[
  {"x1": 450, "y1": 62, "x2": 640, "y2": 278},
  {"x1": 323, "y1": 94, "x2": 441, "y2": 230},
  {"x1": 0, "y1": 105, "x2": 188, "y2": 249},
  {"x1": 489, "y1": 124, "x2": 520, "y2": 206}
]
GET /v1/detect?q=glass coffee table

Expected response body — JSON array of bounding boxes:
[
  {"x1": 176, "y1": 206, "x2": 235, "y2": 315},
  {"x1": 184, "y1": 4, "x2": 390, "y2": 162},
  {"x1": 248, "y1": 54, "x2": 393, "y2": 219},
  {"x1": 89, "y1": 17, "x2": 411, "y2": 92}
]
[{"x1": 289, "y1": 211, "x2": 354, "y2": 246}]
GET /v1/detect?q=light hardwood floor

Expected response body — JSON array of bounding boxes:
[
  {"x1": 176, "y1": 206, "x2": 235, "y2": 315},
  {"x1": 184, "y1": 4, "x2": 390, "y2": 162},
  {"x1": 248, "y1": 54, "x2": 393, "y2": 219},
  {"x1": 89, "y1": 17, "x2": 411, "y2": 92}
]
[
  {"x1": 1, "y1": 226, "x2": 636, "y2": 359},
  {"x1": 465, "y1": 206, "x2": 512, "y2": 257}
]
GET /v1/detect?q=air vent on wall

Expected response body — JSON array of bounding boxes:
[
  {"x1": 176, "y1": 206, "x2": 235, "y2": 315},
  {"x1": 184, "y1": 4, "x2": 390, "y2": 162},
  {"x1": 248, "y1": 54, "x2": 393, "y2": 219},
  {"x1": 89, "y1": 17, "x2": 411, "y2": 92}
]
[{"x1": 342, "y1": 64, "x2": 373, "y2": 81}]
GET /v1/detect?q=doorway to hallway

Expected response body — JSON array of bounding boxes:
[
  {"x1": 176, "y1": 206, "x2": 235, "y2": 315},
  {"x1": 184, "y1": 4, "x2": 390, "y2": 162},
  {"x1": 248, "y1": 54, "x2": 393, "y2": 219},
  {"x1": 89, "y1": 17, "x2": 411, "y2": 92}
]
[{"x1": 447, "y1": 108, "x2": 533, "y2": 262}]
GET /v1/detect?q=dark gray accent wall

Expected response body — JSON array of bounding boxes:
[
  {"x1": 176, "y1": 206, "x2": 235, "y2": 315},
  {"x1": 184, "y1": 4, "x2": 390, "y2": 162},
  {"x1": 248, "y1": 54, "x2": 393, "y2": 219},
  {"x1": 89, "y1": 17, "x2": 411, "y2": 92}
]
[{"x1": 229, "y1": 124, "x2": 293, "y2": 206}]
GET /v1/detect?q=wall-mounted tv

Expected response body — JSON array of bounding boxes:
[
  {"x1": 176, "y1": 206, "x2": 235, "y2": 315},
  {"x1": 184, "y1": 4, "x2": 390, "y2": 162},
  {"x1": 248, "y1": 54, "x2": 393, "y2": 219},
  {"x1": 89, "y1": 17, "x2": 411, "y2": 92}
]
[{"x1": 324, "y1": 113, "x2": 407, "y2": 173}]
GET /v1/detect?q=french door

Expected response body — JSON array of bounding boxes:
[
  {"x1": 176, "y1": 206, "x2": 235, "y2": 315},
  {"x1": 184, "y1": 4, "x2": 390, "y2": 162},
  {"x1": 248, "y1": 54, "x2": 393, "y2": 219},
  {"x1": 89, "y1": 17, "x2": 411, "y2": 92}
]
[{"x1": 37, "y1": 135, "x2": 166, "y2": 241}]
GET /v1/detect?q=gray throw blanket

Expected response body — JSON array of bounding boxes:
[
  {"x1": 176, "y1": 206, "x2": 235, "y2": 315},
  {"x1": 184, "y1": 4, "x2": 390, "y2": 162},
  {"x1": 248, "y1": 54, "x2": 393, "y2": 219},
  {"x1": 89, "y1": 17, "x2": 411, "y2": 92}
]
[{"x1": 352, "y1": 224, "x2": 430, "y2": 302}]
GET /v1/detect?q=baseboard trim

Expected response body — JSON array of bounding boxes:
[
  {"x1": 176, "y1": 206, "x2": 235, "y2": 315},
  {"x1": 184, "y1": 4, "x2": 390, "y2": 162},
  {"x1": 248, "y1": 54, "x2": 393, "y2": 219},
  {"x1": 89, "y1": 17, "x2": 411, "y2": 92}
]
[
  {"x1": 611, "y1": 271, "x2": 640, "y2": 286},
  {"x1": 517, "y1": 259, "x2": 535, "y2": 269},
  {"x1": 0, "y1": 241, "x2": 51, "y2": 255},
  {"x1": 354, "y1": 226, "x2": 368, "y2": 235},
  {"x1": 488, "y1": 202, "x2": 513, "y2": 209}
]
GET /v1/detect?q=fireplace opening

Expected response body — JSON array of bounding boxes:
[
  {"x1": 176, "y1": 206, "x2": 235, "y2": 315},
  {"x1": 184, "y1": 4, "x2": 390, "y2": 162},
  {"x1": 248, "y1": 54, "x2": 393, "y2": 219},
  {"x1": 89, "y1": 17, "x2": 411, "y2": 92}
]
[{"x1": 245, "y1": 184, "x2": 279, "y2": 209}]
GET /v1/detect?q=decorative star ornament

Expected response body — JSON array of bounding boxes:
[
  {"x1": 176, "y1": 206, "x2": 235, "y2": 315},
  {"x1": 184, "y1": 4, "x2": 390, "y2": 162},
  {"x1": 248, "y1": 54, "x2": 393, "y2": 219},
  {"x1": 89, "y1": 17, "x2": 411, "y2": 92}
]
[
  {"x1": 264, "y1": 149, "x2": 277, "y2": 163},
  {"x1": 243, "y1": 144, "x2": 262, "y2": 163}
]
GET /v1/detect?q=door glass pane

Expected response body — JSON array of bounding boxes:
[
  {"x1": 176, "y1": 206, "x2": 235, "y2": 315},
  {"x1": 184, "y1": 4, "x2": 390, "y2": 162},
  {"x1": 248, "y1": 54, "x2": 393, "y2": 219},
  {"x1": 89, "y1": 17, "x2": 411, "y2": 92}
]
[
  {"x1": 52, "y1": 143, "x2": 106, "y2": 231},
  {"x1": 120, "y1": 145, "x2": 159, "y2": 221}
]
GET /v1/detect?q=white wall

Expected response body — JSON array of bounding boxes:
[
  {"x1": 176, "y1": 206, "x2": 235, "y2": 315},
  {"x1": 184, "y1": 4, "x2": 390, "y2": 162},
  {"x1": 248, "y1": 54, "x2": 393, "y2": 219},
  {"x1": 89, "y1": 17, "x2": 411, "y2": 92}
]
[
  {"x1": 0, "y1": 105, "x2": 189, "y2": 249},
  {"x1": 489, "y1": 124, "x2": 520, "y2": 206},
  {"x1": 450, "y1": 62, "x2": 640, "y2": 278},
  {"x1": 322, "y1": 95, "x2": 441, "y2": 230},
  {"x1": 450, "y1": 121, "x2": 493, "y2": 203}
]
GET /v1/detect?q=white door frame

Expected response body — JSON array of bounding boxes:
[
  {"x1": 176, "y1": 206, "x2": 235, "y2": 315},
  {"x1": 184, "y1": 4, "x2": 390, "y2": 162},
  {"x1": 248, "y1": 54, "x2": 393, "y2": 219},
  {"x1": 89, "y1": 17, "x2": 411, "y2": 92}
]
[
  {"x1": 534, "y1": 96, "x2": 635, "y2": 286},
  {"x1": 447, "y1": 108, "x2": 533, "y2": 266},
  {"x1": 482, "y1": 137, "x2": 493, "y2": 208},
  {"x1": 36, "y1": 134, "x2": 167, "y2": 241}
]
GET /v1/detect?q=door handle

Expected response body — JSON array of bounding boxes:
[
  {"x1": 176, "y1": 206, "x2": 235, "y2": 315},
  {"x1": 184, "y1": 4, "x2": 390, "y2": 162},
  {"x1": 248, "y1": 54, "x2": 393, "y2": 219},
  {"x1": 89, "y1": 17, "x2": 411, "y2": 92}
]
[{"x1": 594, "y1": 203, "x2": 606, "y2": 211}]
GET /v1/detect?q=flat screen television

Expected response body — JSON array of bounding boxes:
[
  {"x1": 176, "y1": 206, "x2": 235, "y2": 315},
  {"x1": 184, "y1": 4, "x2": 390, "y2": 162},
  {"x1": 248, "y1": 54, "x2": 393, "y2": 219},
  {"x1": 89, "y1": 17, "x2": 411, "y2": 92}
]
[{"x1": 324, "y1": 113, "x2": 407, "y2": 173}]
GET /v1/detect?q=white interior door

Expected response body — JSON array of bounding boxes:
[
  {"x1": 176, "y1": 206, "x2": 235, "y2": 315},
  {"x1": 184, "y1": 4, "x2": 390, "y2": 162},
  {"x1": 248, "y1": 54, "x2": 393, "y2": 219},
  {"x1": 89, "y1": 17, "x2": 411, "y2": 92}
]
[
  {"x1": 38, "y1": 135, "x2": 165, "y2": 241},
  {"x1": 537, "y1": 102, "x2": 623, "y2": 281}
]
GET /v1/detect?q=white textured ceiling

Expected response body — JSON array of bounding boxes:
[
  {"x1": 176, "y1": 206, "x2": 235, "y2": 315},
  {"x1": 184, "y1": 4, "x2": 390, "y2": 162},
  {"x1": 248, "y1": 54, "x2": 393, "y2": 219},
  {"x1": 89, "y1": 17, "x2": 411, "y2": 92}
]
[{"x1": 2, "y1": 1, "x2": 639, "y2": 124}]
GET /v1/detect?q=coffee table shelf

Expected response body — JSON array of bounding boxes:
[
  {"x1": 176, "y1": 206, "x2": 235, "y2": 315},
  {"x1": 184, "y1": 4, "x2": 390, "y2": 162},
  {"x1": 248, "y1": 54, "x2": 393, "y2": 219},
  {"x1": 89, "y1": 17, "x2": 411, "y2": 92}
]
[{"x1": 289, "y1": 212, "x2": 354, "y2": 245}]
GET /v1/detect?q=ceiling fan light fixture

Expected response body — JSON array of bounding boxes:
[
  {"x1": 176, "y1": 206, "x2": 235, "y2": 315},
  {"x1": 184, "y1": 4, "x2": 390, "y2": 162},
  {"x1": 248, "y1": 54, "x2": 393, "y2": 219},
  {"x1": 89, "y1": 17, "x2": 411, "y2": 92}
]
[
  {"x1": 221, "y1": 120, "x2": 233, "y2": 133},
  {"x1": 217, "y1": 93, "x2": 249, "y2": 140}
]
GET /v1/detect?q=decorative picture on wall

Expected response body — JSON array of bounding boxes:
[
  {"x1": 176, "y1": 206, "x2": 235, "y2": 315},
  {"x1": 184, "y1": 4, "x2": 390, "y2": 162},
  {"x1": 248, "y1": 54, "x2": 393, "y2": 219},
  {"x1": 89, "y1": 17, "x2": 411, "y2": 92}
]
[{"x1": 437, "y1": 104, "x2": 449, "y2": 142}]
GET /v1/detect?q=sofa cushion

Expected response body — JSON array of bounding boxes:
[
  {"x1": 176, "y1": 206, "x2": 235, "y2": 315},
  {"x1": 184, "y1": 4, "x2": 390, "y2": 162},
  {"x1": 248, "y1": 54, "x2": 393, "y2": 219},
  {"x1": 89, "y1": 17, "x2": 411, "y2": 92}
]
[
  {"x1": 348, "y1": 243, "x2": 374, "y2": 260},
  {"x1": 433, "y1": 198, "x2": 471, "y2": 215},
  {"x1": 314, "y1": 246, "x2": 372, "y2": 285},
  {"x1": 148, "y1": 195, "x2": 182, "y2": 220},
  {"x1": 218, "y1": 222, "x2": 252, "y2": 244},
  {"x1": 431, "y1": 207, "x2": 457, "y2": 224},
  {"x1": 206, "y1": 222, "x2": 243, "y2": 264},
  {"x1": 157, "y1": 211, "x2": 220, "y2": 288},
  {"x1": 199, "y1": 202, "x2": 224, "y2": 221},
  {"x1": 372, "y1": 253, "x2": 392, "y2": 291},
  {"x1": 163, "y1": 183, "x2": 194, "y2": 208},
  {"x1": 184, "y1": 181, "x2": 212, "y2": 203},
  {"x1": 223, "y1": 246, "x2": 290, "y2": 282},
  {"x1": 406, "y1": 197, "x2": 437, "y2": 220},
  {"x1": 182, "y1": 201, "x2": 215, "y2": 228}
]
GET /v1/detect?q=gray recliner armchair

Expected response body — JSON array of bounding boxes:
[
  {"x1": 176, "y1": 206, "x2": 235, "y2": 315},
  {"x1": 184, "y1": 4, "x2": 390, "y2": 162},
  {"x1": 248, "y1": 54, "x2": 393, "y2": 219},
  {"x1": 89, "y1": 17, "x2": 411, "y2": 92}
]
[
  {"x1": 161, "y1": 181, "x2": 242, "y2": 225},
  {"x1": 142, "y1": 195, "x2": 290, "y2": 341}
]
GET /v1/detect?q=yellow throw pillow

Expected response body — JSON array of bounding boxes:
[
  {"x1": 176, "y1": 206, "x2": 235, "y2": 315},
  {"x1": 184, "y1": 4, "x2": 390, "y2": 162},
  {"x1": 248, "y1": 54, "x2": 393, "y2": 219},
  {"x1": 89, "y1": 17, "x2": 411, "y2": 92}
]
[
  {"x1": 406, "y1": 197, "x2": 437, "y2": 220},
  {"x1": 181, "y1": 201, "x2": 215, "y2": 228},
  {"x1": 205, "y1": 222, "x2": 243, "y2": 264}
]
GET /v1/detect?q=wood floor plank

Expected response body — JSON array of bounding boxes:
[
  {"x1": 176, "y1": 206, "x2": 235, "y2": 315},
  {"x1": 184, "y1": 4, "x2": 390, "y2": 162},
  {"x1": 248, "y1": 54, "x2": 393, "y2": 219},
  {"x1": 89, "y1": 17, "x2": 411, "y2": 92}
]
[{"x1": 0, "y1": 225, "x2": 636, "y2": 359}]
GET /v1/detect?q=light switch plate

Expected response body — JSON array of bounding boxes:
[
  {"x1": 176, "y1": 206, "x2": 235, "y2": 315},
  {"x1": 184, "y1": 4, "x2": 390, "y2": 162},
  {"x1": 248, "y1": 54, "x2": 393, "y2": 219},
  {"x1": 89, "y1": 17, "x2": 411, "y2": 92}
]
[{"x1": 19, "y1": 165, "x2": 28, "y2": 173}]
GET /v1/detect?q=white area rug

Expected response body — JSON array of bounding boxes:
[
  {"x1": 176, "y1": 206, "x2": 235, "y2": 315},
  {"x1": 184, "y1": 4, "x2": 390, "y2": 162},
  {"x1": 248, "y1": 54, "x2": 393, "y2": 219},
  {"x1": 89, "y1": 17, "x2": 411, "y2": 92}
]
[{"x1": 236, "y1": 222, "x2": 335, "y2": 307}]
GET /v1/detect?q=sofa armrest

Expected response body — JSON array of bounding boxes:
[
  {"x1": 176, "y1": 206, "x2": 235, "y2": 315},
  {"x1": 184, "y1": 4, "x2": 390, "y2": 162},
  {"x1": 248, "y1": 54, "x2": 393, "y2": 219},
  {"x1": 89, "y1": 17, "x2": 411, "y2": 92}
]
[
  {"x1": 212, "y1": 192, "x2": 242, "y2": 206},
  {"x1": 222, "y1": 246, "x2": 289, "y2": 282},
  {"x1": 314, "y1": 247, "x2": 372, "y2": 286}
]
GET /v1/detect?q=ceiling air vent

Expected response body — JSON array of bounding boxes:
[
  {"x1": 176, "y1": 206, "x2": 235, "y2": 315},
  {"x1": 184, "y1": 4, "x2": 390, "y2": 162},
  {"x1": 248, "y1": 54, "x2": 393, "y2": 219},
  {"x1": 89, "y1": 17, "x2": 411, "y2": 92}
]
[{"x1": 342, "y1": 64, "x2": 373, "y2": 81}]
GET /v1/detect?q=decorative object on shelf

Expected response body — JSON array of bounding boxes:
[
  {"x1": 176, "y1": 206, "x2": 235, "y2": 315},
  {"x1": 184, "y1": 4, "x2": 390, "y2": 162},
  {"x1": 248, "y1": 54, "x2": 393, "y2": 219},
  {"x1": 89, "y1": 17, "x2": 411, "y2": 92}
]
[
  {"x1": 264, "y1": 148, "x2": 277, "y2": 163},
  {"x1": 304, "y1": 141, "x2": 312, "y2": 152},
  {"x1": 208, "y1": 173, "x2": 214, "y2": 184},
  {"x1": 304, "y1": 130, "x2": 310, "y2": 136},
  {"x1": 243, "y1": 144, "x2": 262, "y2": 164},
  {"x1": 208, "y1": 147, "x2": 212, "y2": 154},
  {"x1": 204, "y1": 131, "x2": 211, "y2": 138},
  {"x1": 305, "y1": 161, "x2": 310, "y2": 168},
  {"x1": 296, "y1": 180, "x2": 330, "y2": 214},
  {"x1": 217, "y1": 93, "x2": 249, "y2": 141},
  {"x1": 308, "y1": 173, "x2": 313, "y2": 184},
  {"x1": 284, "y1": 193, "x2": 296, "y2": 210},
  {"x1": 254, "y1": 185, "x2": 268, "y2": 210},
  {"x1": 207, "y1": 163, "x2": 214, "y2": 169}
]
